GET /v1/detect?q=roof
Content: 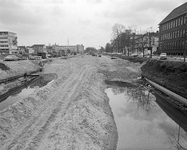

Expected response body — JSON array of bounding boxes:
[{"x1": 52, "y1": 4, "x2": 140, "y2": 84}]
[
  {"x1": 32, "y1": 44, "x2": 45, "y2": 47},
  {"x1": 159, "y1": 2, "x2": 187, "y2": 25},
  {"x1": 0, "y1": 31, "x2": 16, "y2": 34}
]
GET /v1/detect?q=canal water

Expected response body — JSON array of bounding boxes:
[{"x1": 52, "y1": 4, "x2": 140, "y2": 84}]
[
  {"x1": 0, "y1": 73, "x2": 57, "y2": 111},
  {"x1": 105, "y1": 81, "x2": 187, "y2": 150}
]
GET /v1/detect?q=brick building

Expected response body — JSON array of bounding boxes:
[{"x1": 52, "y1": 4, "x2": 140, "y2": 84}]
[{"x1": 159, "y1": 2, "x2": 187, "y2": 55}]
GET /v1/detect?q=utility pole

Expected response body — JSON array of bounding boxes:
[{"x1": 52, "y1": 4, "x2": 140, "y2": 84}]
[{"x1": 184, "y1": 13, "x2": 187, "y2": 62}]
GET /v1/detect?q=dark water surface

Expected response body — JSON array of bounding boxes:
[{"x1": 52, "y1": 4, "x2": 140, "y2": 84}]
[
  {"x1": 106, "y1": 83, "x2": 187, "y2": 150},
  {"x1": 0, "y1": 73, "x2": 57, "y2": 111}
]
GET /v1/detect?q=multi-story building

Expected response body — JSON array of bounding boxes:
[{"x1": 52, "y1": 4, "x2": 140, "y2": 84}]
[
  {"x1": 52, "y1": 44, "x2": 84, "y2": 55},
  {"x1": 159, "y1": 2, "x2": 187, "y2": 55},
  {"x1": 0, "y1": 31, "x2": 18, "y2": 54}
]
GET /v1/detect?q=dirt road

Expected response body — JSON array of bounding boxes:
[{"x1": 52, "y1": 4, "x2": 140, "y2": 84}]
[{"x1": 0, "y1": 55, "x2": 142, "y2": 150}]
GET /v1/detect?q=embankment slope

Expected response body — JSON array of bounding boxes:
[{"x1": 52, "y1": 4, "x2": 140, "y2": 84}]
[
  {"x1": 141, "y1": 59, "x2": 187, "y2": 99},
  {"x1": 0, "y1": 60, "x2": 41, "y2": 79}
]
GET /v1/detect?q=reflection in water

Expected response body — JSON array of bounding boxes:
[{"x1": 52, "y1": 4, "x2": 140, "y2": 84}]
[
  {"x1": 29, "y1": 73, "x2": 57, "y2": 88},
  {"x1": 106, "y1": 80, "x2": 187, "y2": 150},
  {"x1": 154, "y1": 91, "x2": 187, "y2": 149},
  {"x1": 126, "y1": 85, "x2": 155, "y2": 112},
  {"x1": 168, "y1": 126, "x2": 187, "y2": 150},
  {"x1": 0, "y1": 73, "x2": 57, "y2": 111}
]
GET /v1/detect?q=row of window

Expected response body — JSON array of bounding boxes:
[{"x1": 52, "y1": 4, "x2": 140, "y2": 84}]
[
  {"x1": 0, "y1": 49, "x2": 9, "y2": 51},
  {"x1": 161, "y1": 40, "x2": 186, "y2": 50},
  {"x1": 161, "y1": 16, "x2": 186, "y2": 31},
  {"x1": 0, "y1": 32, "x2": 8, "y2": 36},
  {"x1": 0, "y1": 41, "x2": 8, "y2": 43},
  {"x1": 0, "y1": 37, "x2": 8, "y2": 39},
  {"x1": 0, "y1": 33, "x2": 16, "y2": 37},
  {"x1": 160, "y1": 29, "x2": 186, "y2": 41},
  {"x1": 0, "y1": 45, "x2": 8, "y2": 47}
]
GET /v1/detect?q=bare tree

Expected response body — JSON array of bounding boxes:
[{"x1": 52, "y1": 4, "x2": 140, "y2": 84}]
[{"x1": 111, "y1": 23, "x2": 125, "y2": 53}]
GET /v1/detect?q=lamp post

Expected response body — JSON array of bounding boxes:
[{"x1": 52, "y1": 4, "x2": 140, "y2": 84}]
[
  {"x1": 184, "y1": 14, "x2": 187, "y2": 62},
  {"x1": 146, "y1": 27, "x2": 152, "y2": 58}
]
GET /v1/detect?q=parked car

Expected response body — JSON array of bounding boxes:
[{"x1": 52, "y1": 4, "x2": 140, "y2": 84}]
[
  {"x1": 29, "y1": 55, "x2": 42, "y2": 60},
  {"x1": 160, "y1": 53, "x2": 167, "y2": 60},
  {"x1": 4, "y1": 55, "x2": 19, "y2": 61},
  {"x1": 131, "y1": 54, "x2": 138, "y2": 57}
]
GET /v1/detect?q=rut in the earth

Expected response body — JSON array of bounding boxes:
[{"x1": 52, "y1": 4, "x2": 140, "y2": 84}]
[{"x1": 0, "y1": 57, "x2": 118, "y2": 150}]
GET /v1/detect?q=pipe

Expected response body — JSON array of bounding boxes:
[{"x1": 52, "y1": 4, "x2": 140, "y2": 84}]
[{"x1": 144, "y1": 77, "x2": 187, "y2": 105}]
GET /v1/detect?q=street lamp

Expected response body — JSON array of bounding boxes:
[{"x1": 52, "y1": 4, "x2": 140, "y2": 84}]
[
  {"x1": 146, "y1": 27, "x2": 152, "y2": 58},
  {"x1": 184, "y1": 14, "x2": 187, "y2": 62}
]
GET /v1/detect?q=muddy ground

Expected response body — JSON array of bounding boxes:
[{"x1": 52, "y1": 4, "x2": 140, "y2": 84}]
[
  {"x1": 0, "y1": 56, "x2": 143, "y2": 150},
  {"x1": 141, "y1": 59, "x2": 187, "y2": 99},
  {"x1": 107, "y1": 54, "x2": 187, "y2": 99},
  {"x1": 0, "y1": 60, "x2": 41, "y2": 79}
]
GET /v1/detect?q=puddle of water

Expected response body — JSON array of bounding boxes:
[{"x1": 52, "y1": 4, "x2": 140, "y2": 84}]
[
  {"x1": 106, "y1": 85, "x2": 187, "y2": 150},
  {"x1": 0, "y1": 73, "x2": 57, "y2": 111}
]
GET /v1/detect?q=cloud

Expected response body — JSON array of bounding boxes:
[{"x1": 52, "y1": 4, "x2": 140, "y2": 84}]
[
  {"x1": 158, "y1": 121, "x2": 176, "y2": 135},
  {"x1": 0, "y1": 0, "x2": 45, "y2": 28},
  {"x1": 78, "y1": 18, "x2": 92, "y2": 25},
  {"x1": 86, "y1": 0, "x2": 103, "y2": 4},
  {"x1": 0, "y1": 0, "x2": 186, "y2": 48},
  {"x1": 102, "y1": 0, "x2": 187, "y2": 32}
]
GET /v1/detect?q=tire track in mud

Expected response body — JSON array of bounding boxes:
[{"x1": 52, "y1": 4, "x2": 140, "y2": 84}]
[
  {"x1": 5, "y1": 64, "x2": 91, "y2": 150},
  {"x1": 25, "y1": 66, "x2": 92, "y2": 150},
  {"x1": 1, "y1": 63, "x2": 76, "y2": 150},
  {"x1": 1, "y1": 56, "x2": 118, "y2": 150},
  {"x1": 35, "y1": 63, "x2": 117, "y2": 150}
]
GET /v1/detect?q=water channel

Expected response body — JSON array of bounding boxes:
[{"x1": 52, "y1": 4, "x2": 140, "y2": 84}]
[
  {"x1": 105, "y1": 80, "x2": 187, "y2": 150},
  {"x1": 0, "y1": 73, "x2": 57, "y2": 111}
]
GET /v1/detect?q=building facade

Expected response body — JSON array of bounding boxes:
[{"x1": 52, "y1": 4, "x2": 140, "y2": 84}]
[
  {"x1": 0, "y1": 31, "x2": 18, "y2": 54},
  {"x1": 159, "y1": 2, "x2": 187, "y2": 55},
  {"x1": 52, "y1": 44, "x2": 84, "y2": 55},
  {"x1": 134, "y1": 32, "x2": 159, "y2": 56},
  {"x1": 31, "y1": 44, "x2": 47, "y2": 54}
]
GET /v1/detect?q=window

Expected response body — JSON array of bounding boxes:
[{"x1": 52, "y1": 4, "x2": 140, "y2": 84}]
[
  {"x1": 181, "y1": 17, "x2": 183, "y2": 25},
  {"x1": 184, "y1": 16, "x2": 186, "y2": 24},
  {"x1": 183, "y1": 29, "x2": 185, "y2": 37},
  {"x1": 176, "y1": 19, "x2": 177, "y2": 26},
  {"x1": 178, "y1": 30, "x2": 180, "y2": 38},
  {"x1": 180, "y1": 30, "x2": 182, "y2": 37}
]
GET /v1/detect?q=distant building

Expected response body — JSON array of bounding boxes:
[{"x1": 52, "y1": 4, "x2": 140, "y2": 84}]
[
  {"x1": 52, "y1": 44, "x2": 84, "y2": 55},
  {"x1": 0, "y1": 31, "x2": 18, "y2": 54},
  {"x1": 46, "y1": 46, "x2": 53, "y2": 54},
  {"x1": 18, "y1": 46, "x2": 27, "y2": 54},
  {"x1": 159, "y1": 2, "x2": 187, "y2": 55},
  {"x1": 134, "y1": 32, "x2": 159, "y2": 55},
  {"x1": 144, "y1": 32, "x2": 159, "y2": 54},
  {"x1": 31, "y1": 44, "x2": 46, "y2": 54},
  {"x1": 26, "y1": 46, "x2": 35, "y2": 54}
]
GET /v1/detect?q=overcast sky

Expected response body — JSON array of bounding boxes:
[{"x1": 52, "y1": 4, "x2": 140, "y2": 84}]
[{"x1": 0, "y1": 0, "x2": 186, "y2": 49}]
